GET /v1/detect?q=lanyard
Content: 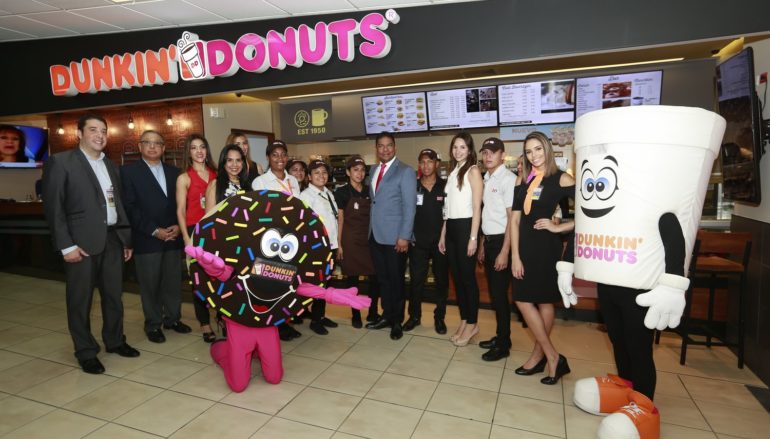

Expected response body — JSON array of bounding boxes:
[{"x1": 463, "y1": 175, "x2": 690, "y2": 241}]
[{"x1": 321, "y1": 191, "x2": 338, "y2": 219}]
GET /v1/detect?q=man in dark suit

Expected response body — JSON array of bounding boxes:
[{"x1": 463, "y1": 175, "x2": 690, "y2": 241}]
[
  {"x1": 121, "y1": 130, "x2": 190, "y2": 343},
  {"x1": 43, "y1": 113, "x2": 140, "y2": 374},
  {"x1": 366, "y1": 132, "x2": 417, "y2": 340}
]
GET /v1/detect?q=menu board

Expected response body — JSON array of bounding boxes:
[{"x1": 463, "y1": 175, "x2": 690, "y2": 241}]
[
  {"x1": 576, "y1": 70, "x2": 663, "y2": 118},
  {"x1": 498, "y1": 79, "x2": 575, "y2": 126},
  {"x1": 362, "y1": 92, "x2": 428, "y2": 134},
  {"x1": 426, "y1": 86, "x2": 498, "y2": 130}
]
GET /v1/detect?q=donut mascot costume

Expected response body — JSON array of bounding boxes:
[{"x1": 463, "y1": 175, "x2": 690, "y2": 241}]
[
  {"x1": 185, "y1": 190, "x2": 370, "y2": 392},
  {"x1": 556, "y1": 106, "x2": 725, "y2": 438}
]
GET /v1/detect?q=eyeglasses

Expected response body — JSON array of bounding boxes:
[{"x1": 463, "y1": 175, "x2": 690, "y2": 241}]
[{"x1": 140, "y1": 141, "x2": 164, "y2": 147}]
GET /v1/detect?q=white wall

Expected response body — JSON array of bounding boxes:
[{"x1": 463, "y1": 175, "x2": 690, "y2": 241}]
[
  {"x1": 202, "y1": 101, "x2": 274, "y2": 160},
  {"x1": 0, "y1": 117, "x2": 46, "y2": 200},
  {"x1": 734, "y1": 37, "x2": 770, "y2": 223}
]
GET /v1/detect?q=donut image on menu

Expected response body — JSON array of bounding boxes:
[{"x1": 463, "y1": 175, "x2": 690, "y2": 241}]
[{"x1": 188, "y1": 190, "x2": 333, "y2": 327}]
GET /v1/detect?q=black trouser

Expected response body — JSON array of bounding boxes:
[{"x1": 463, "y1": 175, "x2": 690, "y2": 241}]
[
  {"x1": 370, "y1": 236, "x2": 407, "y2": 324},
  {"x1": 445, "y1": 218, "x2": 479, "y2": 324},
  {"x1": 408, "y1": 242, "x2": 448, "y2": 320},
  {"x1": 312, "y1": 249, "x2": 338, "y2": 323},
  {"x1": 348, "y1": 275, "x2": 380, "y2": 317},
  {"x1": 484, "y1": 235, "x2": 512, "y2": 349},
  {"x1": 188, "y1": 226, "x2": 210, "y2": 326},
  {"x1": 597, "y1": 283, "x2": 656, "y2": 400},
  {"x1": 134, "y1": 248, "x2": 182, "y2": 332},
  {"x1": 65, "y1": 229, "x2": 125, "y2": 361}
]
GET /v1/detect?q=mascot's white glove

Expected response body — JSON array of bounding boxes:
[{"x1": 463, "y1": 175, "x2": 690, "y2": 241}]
[
  {"x1": 556, "y1": 261, "x2": 578, "y2": 308},
  {"x1": 635, "y1": 273, "x2": 690, "y2": 330}
]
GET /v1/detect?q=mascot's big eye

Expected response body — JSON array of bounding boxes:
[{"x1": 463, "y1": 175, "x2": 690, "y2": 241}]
[
  {"x1": 260, "y1": 229, "x2": 282, "y2": 258},
  {"x1": 580, "y1": 169, "x2": 595, "y2": 201},
  {"x1": 595, "y1": 167, "x2": 619, "y2": 201},
  {"x1": 278, "y1": 234, "x2": 299, "y2": 262}
]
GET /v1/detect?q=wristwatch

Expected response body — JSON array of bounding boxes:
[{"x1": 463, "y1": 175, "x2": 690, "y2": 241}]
[{"x1": 470, "y1": 236, "x2": 477, "y2": 241}]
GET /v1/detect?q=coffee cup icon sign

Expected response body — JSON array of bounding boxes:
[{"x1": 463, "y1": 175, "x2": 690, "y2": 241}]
[
  {"x1": 178, "y1": 32, "x2": 205, "y2": 79},
  {"x1": 311, "y1": 109, "x2": 328, "y2": 127}
]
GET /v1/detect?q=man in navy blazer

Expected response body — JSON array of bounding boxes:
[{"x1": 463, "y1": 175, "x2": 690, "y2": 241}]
[
  {"x1": 366, "y1": 132, "x2": 417, "y2": 340},
  {"x1": 121, "y1": 130, "x2": 190, "y2": 343}
]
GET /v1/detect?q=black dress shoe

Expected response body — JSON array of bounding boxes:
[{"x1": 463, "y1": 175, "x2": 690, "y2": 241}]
[
  {"x1": 434, "y1": 318, "x2": 447, "y2": 335},
  {"x1": 482, "y1": 346, "x2": 510, "y2": 362},
  {"x1": 320, "y1": 317, "x2": 338, "y2": 328},
  {"x1": 351, "y1": 310, "x2": 363, "y2": 329},
  {"x1": 287, "y1": 325, "x2": 302, "y2": 339},
  {"x1": 402, "y1": 317, "x2": 420, "y2": 332},
  {"x1": 515, "y1": 357, "x2": 547, "y2": 375},
  {"x1": 366, "y1": 312, "x2": 380, "y2": 323},
  {"x1": 279, "y1": 325, "x2": 294, "y2": 341},
  {"x1": 147, "y1": 329, "x2": 166, "y2": 343},
  {"x1": 540, "y1": 355, "x2": 571, "y2": 385},
  {"x1": 365, "y1": 317, "x2": 391, "y2": 330},
  {"x1": 106, "y1": 343, "x2": 140, "y2": 358},
  {"x1": 310, "y1": 320, "x2": 329, "y2": 335},
  {"x1": 479, "y1": 336, "x2": 497, "y2": 350},
  {"x1": 79, "y1": 357, "x2": 105, "y2": 375},
  {"x1": 390, "y1": 322, "x2": 403, "y2": 340},
  {"x1": 164, "y1": 321, "x2": 192, "y2": 334}
]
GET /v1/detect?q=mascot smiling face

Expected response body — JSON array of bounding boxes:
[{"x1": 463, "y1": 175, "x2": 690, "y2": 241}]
[{"x1": 188, "y1": 190, "x2": 333, "y2": 327}]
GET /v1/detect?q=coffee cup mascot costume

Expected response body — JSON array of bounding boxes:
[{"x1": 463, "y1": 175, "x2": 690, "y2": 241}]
[
  {"x1": 186, "y1": 189, "x2": 370, "y2": 392},
  {"x1": 556, "y1": 106, "x2": 725, "y2": 439}
]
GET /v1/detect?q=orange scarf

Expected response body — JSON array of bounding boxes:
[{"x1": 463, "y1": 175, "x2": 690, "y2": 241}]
[{"x1": 524, "y1": 169, "x2": 543, "y2": 215}]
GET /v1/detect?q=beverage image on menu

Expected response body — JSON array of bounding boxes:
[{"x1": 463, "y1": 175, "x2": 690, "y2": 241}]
[
  {"x1": 576, "y1": 70, "x2": 662, "y2": 118},
  {"x1": 498, "y1": 79, "x2": 576, "y2": 126},
  {"x1": 427, "y1": 87, "x2": 498, "y2": 130},
  {"x1": 362, "y1": 92, "x2": 428, "y2": 134}
]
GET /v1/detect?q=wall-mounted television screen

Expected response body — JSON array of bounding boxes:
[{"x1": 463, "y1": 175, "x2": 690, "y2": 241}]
[
  {"x1": 426, "y1": 86, "x2": 498, "y2": 130},
  {"x1": 0, "y1": 124, "x2": 49, "y2": 168},
  {"x1": 716, "y1": 47, "x2": 765, "y2": 204},
  {"x1": 498, "y1": 79, "x2": 575, "y2": 126},
  {"x1": 576, "y1": 70, "x2": 663, "y2": 118},
  {"x1": 362, "y1": 92, "x2": 428, "y2": 135}
]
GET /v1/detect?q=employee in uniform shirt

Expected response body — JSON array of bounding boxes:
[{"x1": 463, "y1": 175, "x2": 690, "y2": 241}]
[
  {"x1": 335, "y1": 155, "x2": 380, "y2": 328},
  {"x1": 404, "y1": 148, "x2": 449, "y2": 334},
  {"x1": 251, "y1": 140, "x2": 302, "y2": 341},
  {"x1": 477, "y1": 137, "x2": 517, "y2": 361},
  {"x1": 299, "y1": 159, "x2": 340, "y2": 335}
]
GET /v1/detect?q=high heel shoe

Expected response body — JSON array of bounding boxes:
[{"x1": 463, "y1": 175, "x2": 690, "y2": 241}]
[
  {"x1": 540, "y1": 354, "x2": 570, "y2": 385},
  {"x1": 450, "y1": 321, "x2": 467, "y2": 343},
  {"x1": 216, "y1": 315, "x2": 227, "y2": 339},
  {"x1": 201, "y1": 325, "x2": 216, "y2": 343},
  {"x1": 515, "y1": 357, "x2": 547, "y2": 375},
  {"x1": 453, "y1": 324, "x2": 479, "y2": 347}
]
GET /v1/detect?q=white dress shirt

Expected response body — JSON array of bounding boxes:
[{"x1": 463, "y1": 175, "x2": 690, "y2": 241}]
[
  {"x1": 299, "y1": 185, "x2": 339, "y2": 249},
  {"x1": 482, "y1": 164, "x2": 517, "y2": 235},
  {"x1": 251, "y1": 169, "x2": 300, "y2": 196},
  {"x1": 371, "y1": 156, "x2": 396, "y2": 196},
  {"x1": 144, "y1": 159, "x2": 167, "y2": 196}
]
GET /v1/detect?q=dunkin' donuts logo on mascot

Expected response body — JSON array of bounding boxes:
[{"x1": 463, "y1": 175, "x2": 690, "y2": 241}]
[
  {"x1": 575, "y1": 232, "x2": 642, "y2": 265},
  {"x1": 49, "y1": 9, "x2": 400, "y2": 96}
]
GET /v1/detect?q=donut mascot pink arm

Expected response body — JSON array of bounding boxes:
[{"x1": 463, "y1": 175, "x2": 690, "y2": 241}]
[
  {"x1": 186, "y1": 190, "x2": 370, "y2": 393},
  {"x1": 556, "y1": 106, "x2": 725, "y2": 439}
]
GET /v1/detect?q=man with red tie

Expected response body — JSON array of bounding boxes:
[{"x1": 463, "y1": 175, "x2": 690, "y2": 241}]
[{"x1": 366, "y1": 132, "x2": 417, "y2": 340}]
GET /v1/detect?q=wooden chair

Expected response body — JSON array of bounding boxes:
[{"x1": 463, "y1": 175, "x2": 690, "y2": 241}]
[{"x1": 679, "y1": 230, "x2": 751, "y2": 368}]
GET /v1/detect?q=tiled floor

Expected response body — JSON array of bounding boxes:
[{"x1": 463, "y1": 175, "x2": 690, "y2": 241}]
[{"x1": 0, "y1": 272, "x2": 768, "y2": 438}]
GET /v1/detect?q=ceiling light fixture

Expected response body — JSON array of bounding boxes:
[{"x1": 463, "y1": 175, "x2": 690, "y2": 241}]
[
  {"x1": 57, "y1": 124, "x2": 64, "y2": 135},
  {"x1": 166, "y1": 111, "x2": 173, "y2": 126},
  {"x1": 278, "y1": 57, "x2": 684, "y2": 100},
  {"x1": 128, "y1": 115, "x2": 135, "y2": 130}
]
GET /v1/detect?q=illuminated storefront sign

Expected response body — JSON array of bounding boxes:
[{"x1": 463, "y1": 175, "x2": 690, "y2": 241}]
[{"x1": 49, "y1": 9, "x2": 400, "y2": 97}]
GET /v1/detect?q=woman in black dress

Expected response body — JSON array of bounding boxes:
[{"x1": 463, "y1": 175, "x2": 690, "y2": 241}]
[{"x1": 510, "y1": 131, "x2": 575, "y2": 385}]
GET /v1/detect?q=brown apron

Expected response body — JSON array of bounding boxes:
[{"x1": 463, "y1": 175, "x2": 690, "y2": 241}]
[{"x1": 341, "y1": 195, "x2": 375, "y2": 276}]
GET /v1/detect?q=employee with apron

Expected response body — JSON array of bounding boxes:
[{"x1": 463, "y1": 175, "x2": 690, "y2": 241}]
[{"x1": 335, "y1": 155, "x2": 380, "y2": 328}]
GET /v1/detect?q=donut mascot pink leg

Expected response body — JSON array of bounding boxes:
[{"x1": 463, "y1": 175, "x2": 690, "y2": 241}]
[
  {"x1": 556, "y1": 106, "x2": 725, "y2": 439},
  {"x1": 186, "y1": 190, "x2": 370, "y2": 393}
]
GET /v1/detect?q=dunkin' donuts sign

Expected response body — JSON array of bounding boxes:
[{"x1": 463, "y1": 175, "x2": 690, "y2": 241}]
[{"x1": 49, "y1": 10, "x2": 400, "y2": 97}]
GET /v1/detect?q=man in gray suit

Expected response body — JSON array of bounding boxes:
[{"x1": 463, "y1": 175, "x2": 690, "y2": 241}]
[
  {"x1": 43, "y1": 113, "x2": 140, "y2": 375},
  {"x1": 366, "y1": 132, "x2": 417, "y2": 340}
]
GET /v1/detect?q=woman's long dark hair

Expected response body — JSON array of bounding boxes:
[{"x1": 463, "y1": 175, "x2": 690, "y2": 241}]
[
  {"x1": 449, "y1": 132, "x2": 476, "y2": 191},
  {"x1": 182, "y1": 133, "x2": 216, "y2": 172},
  {"x1": 215, "y1": 144, "x2": 248, "y2": 203}
]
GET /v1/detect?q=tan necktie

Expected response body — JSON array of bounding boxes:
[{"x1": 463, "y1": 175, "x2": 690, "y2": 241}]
[{"x1": 524, "y1": 169, "x2": 543, "y2": 215}]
